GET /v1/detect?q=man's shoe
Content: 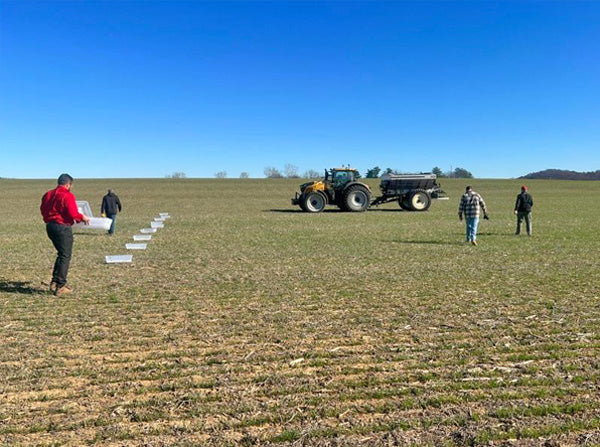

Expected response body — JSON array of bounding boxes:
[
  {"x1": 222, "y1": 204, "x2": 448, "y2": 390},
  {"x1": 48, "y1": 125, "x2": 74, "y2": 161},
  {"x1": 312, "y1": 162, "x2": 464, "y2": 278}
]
[
  {"x1": 54, "y1": 285, "x2": 73, "y2": 297},
  {"x1": 49, "y1": 282, "x2": 58, "y2": 293},
  {"x1": 471, "y1": 240, "x2": 478, "y2": 246}
]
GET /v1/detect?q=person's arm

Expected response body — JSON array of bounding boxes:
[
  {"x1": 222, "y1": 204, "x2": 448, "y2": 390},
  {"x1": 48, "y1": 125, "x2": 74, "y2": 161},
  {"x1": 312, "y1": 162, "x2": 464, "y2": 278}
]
[
  {"x1": 117, "y1": 196, "x2": 122, "y2": 212},
  {"x1": 101, "y1": 196, "x2": 106, "y2": 215},
  {"x1": 40, "y1": 192, "x2": 48, "y2": 216},
  {"x1": 458, "y1": 197, "x2": 464, "y2": 220},
  {"x1": 514, "y1": 195, "x2": 520, "y2": 214},
  {"x1": 529, "y1": 194, "x2": 533, "y2": 208},
  {"x1": 66, "y1": 193, "x2": 89, "y2": 224},
  {"x1": 480, "y1": 196, "x2": 488, "y2": 217}
]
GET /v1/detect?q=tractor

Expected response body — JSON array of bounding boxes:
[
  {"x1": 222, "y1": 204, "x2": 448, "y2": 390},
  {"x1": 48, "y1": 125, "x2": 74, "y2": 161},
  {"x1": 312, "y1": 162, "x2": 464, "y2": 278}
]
[
  {"x1": 292, "y1": 168, "x2": 448, "y2": 213},
  {"x1": 291, "y1": 167, "x2": 371, "y2": 212}
]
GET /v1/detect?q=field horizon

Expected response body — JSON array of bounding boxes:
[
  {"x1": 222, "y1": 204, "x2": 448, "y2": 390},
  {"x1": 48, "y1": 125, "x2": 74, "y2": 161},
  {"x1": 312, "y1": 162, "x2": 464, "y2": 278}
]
[{"x1": 1, "y1": 177, "x2": 599, "y2": 446}]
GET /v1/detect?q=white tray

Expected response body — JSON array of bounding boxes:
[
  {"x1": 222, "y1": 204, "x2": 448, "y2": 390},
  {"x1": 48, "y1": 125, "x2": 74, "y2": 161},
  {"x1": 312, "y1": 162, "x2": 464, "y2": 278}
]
[
  {"x1": 133, "y1": 234, "x2": 152, "y2": 241},
  {"x1": 105, "y1": 255, "x2": 133, "y2": 264},
  {"x1": 140, "y1": 228, "x2": 157, "y2": 233},
  {"x1": 150, "y1": 222, "x2": 164, "y2": 228},
  {"x1": 125, "y1": 243, "x2": 147, "y2": 250},
  {"x1": 74, "y1": 217, "x2": 112, "y2": 230}
]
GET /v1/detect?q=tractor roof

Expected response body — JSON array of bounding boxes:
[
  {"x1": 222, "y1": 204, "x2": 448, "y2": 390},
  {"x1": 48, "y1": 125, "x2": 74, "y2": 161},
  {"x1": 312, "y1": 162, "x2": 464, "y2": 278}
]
[{"x1": 331, "y1": 167, "x2": 359, "y2": 172}]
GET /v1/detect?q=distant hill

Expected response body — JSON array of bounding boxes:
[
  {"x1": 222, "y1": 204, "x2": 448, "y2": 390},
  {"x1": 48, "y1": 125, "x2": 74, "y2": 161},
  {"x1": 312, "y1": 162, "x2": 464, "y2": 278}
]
[{"x1": 520, "y1": 169, "x2": 600, "y2": 180}]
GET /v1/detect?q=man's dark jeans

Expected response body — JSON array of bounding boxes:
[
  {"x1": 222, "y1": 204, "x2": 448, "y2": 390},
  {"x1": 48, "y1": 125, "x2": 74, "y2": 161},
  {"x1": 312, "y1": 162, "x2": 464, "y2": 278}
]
[
  {"x1": 46, "y1": 222, "x2": 73, "y2": 287},
  {"x1": 106, "y1": 213, "x2": 117, "y2": 235}
]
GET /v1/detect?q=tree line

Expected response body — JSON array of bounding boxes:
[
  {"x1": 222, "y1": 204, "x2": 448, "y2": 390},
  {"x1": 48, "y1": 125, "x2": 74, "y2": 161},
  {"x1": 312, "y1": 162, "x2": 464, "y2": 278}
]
[
  {"x1": 166, "y1": 165, "x2": 474, "y2": 179},
  {"x1": 364, "y1": 166, "x2": 473, "y2": 178}
]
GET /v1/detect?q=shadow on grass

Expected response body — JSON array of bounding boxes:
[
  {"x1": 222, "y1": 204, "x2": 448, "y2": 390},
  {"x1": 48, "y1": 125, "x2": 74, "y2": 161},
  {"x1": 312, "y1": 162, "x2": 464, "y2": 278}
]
[
  {"x1": 0, "y1": 279, "x2": 43, "y2": 295},
  {"x1": 367, "y1": 208, "x2": 407, "y2": 212},
  {"x1": 267, "y1": 209, "x2": 345, "y2": 213},
  {"x1": 478, "y1": 232, "x2": 515, "y2": 237},
  {"x1": 391, "y1": 239, "x2": 458, "y2": 245}
]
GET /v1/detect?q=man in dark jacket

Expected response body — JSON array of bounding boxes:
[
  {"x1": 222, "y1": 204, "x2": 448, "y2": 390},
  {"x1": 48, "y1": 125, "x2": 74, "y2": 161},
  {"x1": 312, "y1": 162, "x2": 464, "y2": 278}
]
[
  {"x1": 41, "y1": 173, "x2": 90, "y2": 296},
  {"x1": 514, "y1": 185, "x2": 534, "y2": 236},
  {"x1": 101, "y1": 189, "x2": 122, "y2": 235}
]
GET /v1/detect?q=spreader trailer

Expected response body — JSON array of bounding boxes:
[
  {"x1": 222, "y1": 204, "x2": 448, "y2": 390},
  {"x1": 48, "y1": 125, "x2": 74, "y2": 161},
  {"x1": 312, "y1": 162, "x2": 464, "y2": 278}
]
[{"x1": 370, "y1": 173, "x2": 448, "y2": 211}]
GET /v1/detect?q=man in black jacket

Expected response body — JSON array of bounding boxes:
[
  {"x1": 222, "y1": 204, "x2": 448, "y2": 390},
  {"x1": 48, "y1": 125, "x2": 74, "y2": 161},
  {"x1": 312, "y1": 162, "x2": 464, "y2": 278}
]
[
  {"x1": 101, "y1": 189, "x2": 122, "y2": 235},
  {"x1": 514, "y1": 185, "x2": 533, "y2": 236}
]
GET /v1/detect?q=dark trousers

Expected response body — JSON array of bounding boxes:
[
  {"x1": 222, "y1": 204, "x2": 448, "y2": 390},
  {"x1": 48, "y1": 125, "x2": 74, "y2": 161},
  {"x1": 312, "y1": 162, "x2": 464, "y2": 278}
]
[
  {"x1": 46, "y1": 222, "x2": 73, "y2": 287},
  {"x1": 516, "y1": 211, "x2": 532, "y2": 235},
  {"x1": 106, "y1": 213, "x2": 117, "y2": 234}
]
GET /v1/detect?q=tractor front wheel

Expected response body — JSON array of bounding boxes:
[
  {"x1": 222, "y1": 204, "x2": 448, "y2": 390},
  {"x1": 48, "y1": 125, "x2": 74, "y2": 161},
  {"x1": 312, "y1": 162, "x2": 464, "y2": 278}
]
[
  {"x1": 409, "y1": 189, "x2": 431, "y2": 211},
  {"x1": 343, "y1": 185, "x2": 371, "y2": 212},
  {"x1": 302, "y1": 192, "x2": 327, "y2": 213}
]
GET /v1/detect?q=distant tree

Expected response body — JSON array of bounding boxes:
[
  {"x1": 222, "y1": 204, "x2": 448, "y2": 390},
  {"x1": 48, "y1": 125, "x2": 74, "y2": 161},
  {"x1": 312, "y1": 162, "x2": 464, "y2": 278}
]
[
  {"x1": 432, "y1": 166, "x2": 444, "y2": 177},
  {"x1": 214, "y1": 171, "x2": 227, "y2": 179},
  {"x1": 384, "y1": 167, "x2": 400, "y2": 175},
  {"x1": 302, "y1": 169, "x2": 321, "y2": 179},
  {"x1": 365, "y1": 166, "x2": 381, "y2": 178},
  {"x1": 239, "y1": 172, "x2": 249, "y2": 179},
  {"x1": 453, "y1": 167, "x2": 473, "y2": 178},
  {"x1": 166, "y1": 172, "x2": 187, "y2": 179},
  {"x1": 264, "y1": 167, "x2": 284, "y2": 178},
  {"x1": 284, "y1": 164, "x2": 300, "y2": 178}
]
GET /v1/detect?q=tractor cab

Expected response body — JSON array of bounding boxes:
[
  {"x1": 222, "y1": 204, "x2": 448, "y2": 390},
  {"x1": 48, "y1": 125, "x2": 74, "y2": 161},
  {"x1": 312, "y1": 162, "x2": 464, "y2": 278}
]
[{"x1": 326, "y1": 168, "x2": 359, "y2": 188}]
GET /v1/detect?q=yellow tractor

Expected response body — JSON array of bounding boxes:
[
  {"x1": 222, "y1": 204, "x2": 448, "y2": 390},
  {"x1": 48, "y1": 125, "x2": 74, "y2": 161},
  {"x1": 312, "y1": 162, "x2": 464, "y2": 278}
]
[{"x1": 291, "y1": 168, "x2": 371, "y2": 212}]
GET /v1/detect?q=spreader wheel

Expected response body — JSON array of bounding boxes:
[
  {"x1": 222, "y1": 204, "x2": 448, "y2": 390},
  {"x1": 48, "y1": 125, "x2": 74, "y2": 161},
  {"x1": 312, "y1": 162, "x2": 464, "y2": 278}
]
[{"x1": 409, "y1": 189, "x2": 431, "y2": 211}]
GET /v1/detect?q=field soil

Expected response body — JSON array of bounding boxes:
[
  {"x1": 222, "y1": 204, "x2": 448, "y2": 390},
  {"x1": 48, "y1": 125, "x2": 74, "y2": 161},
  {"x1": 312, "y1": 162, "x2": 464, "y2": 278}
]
[{"x1": 1, "y1": 178, "x2": 599, "y2": 446}]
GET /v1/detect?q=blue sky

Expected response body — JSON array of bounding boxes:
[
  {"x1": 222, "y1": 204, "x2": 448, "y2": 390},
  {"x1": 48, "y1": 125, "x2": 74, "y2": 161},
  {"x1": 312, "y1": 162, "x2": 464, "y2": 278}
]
[{"x1": 1, "y1": 1, "x2": 599, "y2": 179}]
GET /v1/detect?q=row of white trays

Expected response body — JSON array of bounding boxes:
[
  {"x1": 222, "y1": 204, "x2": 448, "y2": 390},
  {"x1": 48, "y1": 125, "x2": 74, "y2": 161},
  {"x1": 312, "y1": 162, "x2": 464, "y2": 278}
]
[{"x1": 105, "y1": 213, "x2": 169, "y2": 263}]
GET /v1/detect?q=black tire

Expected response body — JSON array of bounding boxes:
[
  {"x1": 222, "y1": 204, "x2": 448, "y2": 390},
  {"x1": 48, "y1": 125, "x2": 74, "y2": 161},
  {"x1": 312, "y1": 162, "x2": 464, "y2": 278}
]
[
  {"x1": 343, "y1": 185, "x2": 371, "y2": 212},
  {"x1": 408, "y1": 189, "x2": 431, "y2": 211},
  {"x1": 302, "y1": 191, "x2": 327, "y2": 213},
  {"x1": 398, "y1": 196, "x2": 411, "y2": 211},
  {"x1": 298, "y1": 194, "x2": 308, "y2": 212}
]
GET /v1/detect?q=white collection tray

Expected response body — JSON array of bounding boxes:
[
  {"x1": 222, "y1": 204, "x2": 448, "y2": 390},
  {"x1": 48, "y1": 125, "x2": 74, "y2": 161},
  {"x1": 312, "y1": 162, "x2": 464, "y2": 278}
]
[
  {"x1": 125, "y1": 243, "x2": 147, "y2": 250},
  {"x1": 133, "y1": 234, "x2": 152, "y2": 241},
  {"x1": 105, "y1": 255, "x2": 133, "y2": 264}
]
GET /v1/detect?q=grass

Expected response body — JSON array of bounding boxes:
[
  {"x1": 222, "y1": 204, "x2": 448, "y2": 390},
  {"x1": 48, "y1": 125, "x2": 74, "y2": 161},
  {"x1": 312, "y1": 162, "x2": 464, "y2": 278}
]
[{"x1": 0, "y1": 177, "x2": 599, "y2": 446}]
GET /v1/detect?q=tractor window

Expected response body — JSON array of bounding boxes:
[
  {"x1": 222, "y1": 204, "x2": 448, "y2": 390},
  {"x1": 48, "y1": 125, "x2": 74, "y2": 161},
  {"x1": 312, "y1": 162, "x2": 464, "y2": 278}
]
[{"x1": 334, "y1": 171, "x2": 351, "y2": 182}]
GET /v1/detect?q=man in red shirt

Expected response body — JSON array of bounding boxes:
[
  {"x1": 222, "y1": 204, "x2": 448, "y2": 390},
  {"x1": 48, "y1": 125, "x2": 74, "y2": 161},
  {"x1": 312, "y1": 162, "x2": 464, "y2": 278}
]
[{"x1": 40, "y1": 174, "x2": 90, "y2": 296}]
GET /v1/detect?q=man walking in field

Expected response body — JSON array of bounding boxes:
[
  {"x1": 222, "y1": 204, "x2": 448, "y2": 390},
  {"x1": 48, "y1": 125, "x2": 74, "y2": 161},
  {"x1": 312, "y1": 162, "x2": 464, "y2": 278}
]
[
  {"x1": 101, "y1": 189, "x2": 122, "y2": 236},
  {"x1": 514, "y1": 185, "x2": 533, "y2": 236},
  {"x1": 40, "y1": 174, "x2": 90, "y2": 296},
  {"x1": 458, "y1": 185, "x2": 488, "y2": 246}
]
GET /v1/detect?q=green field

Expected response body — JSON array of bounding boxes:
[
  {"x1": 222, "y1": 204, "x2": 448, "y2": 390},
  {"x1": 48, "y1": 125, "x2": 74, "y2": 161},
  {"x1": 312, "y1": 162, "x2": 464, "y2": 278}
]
[{"x1": 1, "y1": 177, "x2": 599, "y2": 446}]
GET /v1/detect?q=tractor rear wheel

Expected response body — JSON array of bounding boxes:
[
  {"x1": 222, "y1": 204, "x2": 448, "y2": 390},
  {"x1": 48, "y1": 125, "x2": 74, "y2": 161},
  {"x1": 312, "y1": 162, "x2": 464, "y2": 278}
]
[
  {"x1": 343, "y1": 185, "x2": 371, "y2": 212},
  {"x1": 408, "y1": 189, "x2": 431, "y2": 211},
  {"x1": 303, "y1": 192, "x2": 327, "y2": 213}
]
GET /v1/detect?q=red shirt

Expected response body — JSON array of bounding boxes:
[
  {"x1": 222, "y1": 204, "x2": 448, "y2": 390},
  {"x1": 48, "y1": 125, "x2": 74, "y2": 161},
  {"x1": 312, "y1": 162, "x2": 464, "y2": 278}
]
[{"x1": 40, "y1": 185, "x2": 84, "y2": 225}]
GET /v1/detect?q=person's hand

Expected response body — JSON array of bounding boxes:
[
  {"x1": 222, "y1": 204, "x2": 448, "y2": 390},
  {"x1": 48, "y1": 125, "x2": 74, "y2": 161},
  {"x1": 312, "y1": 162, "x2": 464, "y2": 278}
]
[
  {"x1": 82, "y1": 215, "x2": 91, "y2": 225},
  {"x1": 101, "y1": 213, "x2": 106, "y2": 217},
  {"x1": 458, "y1": 214, "x2": 463, "y2": 221},
  {"x1": 514, "y1": 210, "x2": 518, "y2": 215},
  {"x1": 483, "y1": 213, "x2": 490, "y2": 220}
]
